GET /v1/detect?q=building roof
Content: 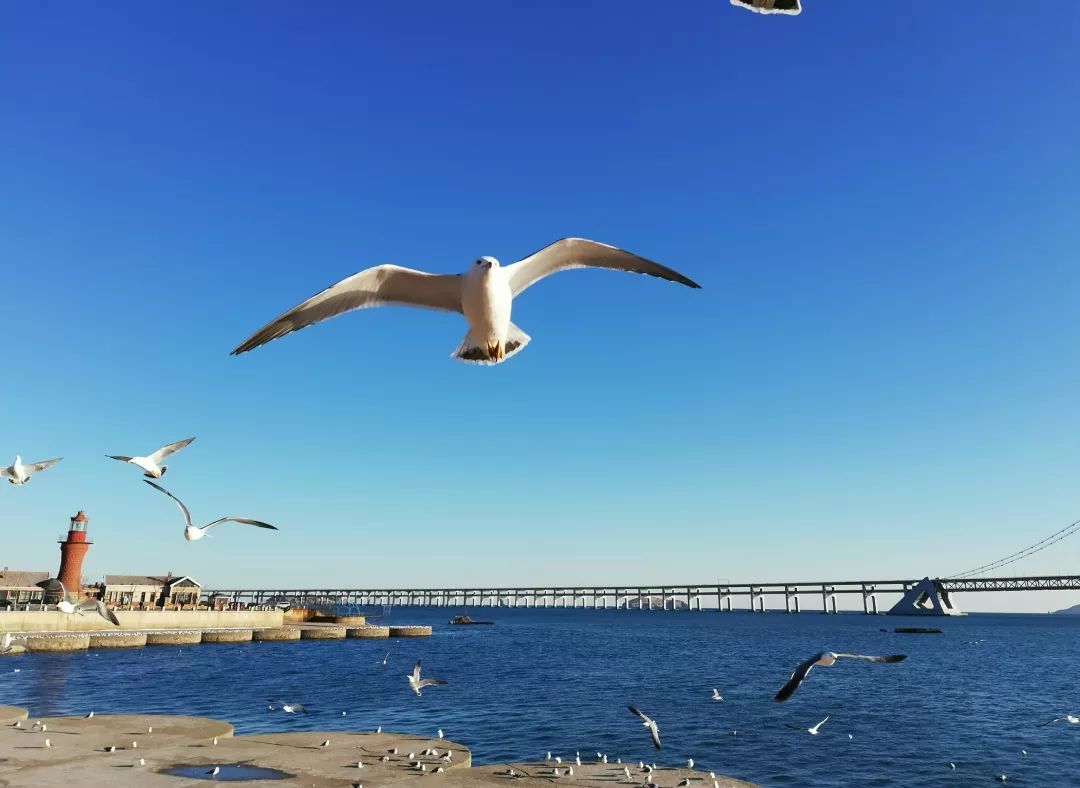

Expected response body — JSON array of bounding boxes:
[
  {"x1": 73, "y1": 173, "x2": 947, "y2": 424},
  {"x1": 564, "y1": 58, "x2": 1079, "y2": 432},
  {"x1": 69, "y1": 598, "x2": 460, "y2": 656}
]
[
  {"x1": 104, "y1": 574, "x2": 201, "y2": 588},
  {"x1": 0, "y1": 570, "x2": 50, "y2": 589}
]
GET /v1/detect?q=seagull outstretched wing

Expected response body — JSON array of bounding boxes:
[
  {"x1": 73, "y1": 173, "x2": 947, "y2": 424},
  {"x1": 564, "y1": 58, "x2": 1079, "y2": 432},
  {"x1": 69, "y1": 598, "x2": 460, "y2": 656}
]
[
  {"x1": 144, "y1": 480, "x2": 194, "y2": 527},
  {"x1": 231, "y1": 266, "x2": 465, "y2": 355},
  {"x1": 627, "y1": 706, "x2": 661, "y2": 749},
  {"x1": 505, "y1": 238, "x2": 700, "y2": 297},
  {"x1": 77, "y1": 598, "x2": 120, "y2": 626},
  {"x1": 774, "y1": 652, "x2": 825, "y2": 702},
  {"x1": 204, "y1": 517, "x2": 278, "y2": 531},
  {"x1": 833, "y1": 653, "x2": 908, "y2": 664},
  {"x1": 148, "y1": 437, "x2": 196, "y2": 463},
  {"x1": 25, "y1": 458, "x2": 63, "y2": 474}
]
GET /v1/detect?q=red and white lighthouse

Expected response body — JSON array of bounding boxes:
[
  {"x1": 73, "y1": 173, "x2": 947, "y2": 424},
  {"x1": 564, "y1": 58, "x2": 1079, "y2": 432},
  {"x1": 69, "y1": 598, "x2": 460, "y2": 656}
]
[{"x1": 57, "y1": 510, "x2": 92, "y2": 598}]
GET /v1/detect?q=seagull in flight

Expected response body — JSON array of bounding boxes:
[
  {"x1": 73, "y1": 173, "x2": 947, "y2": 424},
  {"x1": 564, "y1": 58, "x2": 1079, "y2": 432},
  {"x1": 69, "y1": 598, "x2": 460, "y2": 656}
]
[
  {"x1": 55, "y1": 581, "x2": 120, "y2": 626},
  {"x1": 1038, "y1": 714, "x2": 1080, "y2": 727},
  {"x1": 269, "y1": 700, "x2": 308, "y2": 715},
  {"x1": 786, "y1": 715, "x2": 830, "y2": 735},
  {"x1": 711, "y1": 689, "x2": 723, "y2": 701},
  {"x1": 627, "y1": 706, "x2": 662, "y2": 749},
  {"x1": 407, "y1": 660, "x2": 447, "y2": 696},
  {"x1": 774, "y1": 651, "x2": 907, "y2": 702},
  {"x1": 144, "y1": 480, "x2": 278, "y2": 541},
  {"x1": 730, "y1": 0, "x2": 801, "y2": 14},
  {"x1": 1, "y1": 455, "x2": 62, "y2": 485},
  {"x1": 0, "y1": 633, "x2": 26, "y2": 654},
  {"x1": 231, "y1": 237, "x2": 700, "y2": 366},
  {"x1": 107, "y1": 437, "x2": 194, "y2": 479},
  {"x1": 378, "y1": 652, "x2": 389, "y2": 666}
]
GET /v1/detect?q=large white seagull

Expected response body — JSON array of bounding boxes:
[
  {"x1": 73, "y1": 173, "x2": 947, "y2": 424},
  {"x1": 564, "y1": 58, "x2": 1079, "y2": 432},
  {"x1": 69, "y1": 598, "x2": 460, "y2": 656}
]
[{"x1": 231, "y1": 238, "x2": 700, "y2": 365}]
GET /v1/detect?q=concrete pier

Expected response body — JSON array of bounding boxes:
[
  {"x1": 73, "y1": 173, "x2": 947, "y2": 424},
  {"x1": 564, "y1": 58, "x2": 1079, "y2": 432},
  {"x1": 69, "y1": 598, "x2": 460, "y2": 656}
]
[
  {"x1": 349, "y1": 624, "x2": 391, "y2": 638},
  {"x1": 25, "y1": 634, "x2": 90, "y2": 653},
  {"x1": 87, "y1": 632, "x2": 147, "y2": 649},
  {"x1": 299, "y1": 625, "x2": 346, "y2": 639},
  {"x1": 145, "y1": 631, "x2": 202, "y2": 646},
  {"x1": 252, "y1": 626, "x2": 302, "y2": 641},
  {"x1": 389, "y1": 625, "x2": 432, "y2": 637},
  {"x1": 1, "y1": 620, "x2": 430, "y2": 655},
  {"x1": 200, "y1": 629, "x2": 253, "y2": 644}
]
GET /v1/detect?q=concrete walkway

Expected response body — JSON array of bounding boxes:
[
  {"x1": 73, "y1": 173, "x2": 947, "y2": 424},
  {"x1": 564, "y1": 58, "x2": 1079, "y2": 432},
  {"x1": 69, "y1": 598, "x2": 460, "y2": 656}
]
[{"x1": 0, "y1": 709, "x2": 755, "y2": 787}]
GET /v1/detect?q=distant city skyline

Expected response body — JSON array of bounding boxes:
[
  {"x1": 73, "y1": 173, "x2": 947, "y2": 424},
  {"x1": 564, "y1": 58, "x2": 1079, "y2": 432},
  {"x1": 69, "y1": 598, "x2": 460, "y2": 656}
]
[{"x1": 1, "y1": 1, "x2": 1078, "y2": 612}]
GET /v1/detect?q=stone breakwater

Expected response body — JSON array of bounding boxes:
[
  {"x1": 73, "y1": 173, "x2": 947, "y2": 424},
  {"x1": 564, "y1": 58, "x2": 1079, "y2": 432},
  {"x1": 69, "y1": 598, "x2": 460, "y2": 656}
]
[
  {"x1": 0, "y1": 709, "x2": 756, "y2": 787},
  {"x1": 0, "y1": 624, "x2": 432, "y2": 655}
]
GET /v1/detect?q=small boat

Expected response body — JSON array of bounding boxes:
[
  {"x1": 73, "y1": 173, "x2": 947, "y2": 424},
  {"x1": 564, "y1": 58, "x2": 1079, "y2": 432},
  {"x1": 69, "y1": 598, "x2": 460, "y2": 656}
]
[{"x1": 448, "y1": 615, "x2": 494, "y2": 625}]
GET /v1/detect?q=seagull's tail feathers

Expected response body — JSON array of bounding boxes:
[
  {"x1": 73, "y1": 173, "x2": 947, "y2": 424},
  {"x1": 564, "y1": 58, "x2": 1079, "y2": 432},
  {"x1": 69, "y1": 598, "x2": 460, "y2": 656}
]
[{"x1": 451, "y1": 323, "x2": 531, "y2": 366}]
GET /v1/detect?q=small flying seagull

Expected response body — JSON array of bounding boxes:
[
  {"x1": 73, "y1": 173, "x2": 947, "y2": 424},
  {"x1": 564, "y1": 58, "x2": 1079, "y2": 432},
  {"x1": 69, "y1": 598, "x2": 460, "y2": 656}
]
[
  {"x1": 774, "y1": 651, "x2": 907, "y2": 702},
  {"x1": 1038, "y1": 714, "x2": 1080, "y2": 726},
  {"x1": 0, "y1": 633, "x2": 27, "y2": 654},
  {"x1": 730, "y1": 0, "x2": 801, "y2": 15},
  {"x1": 207, "y1": 766, "x2": 221, "y2": 777},
  {"x1": 107, "y1": 437, "x2": 195, "y2": 478},
  {"x1": 230, "y1": 237, "x2": 700, "y2": 366},
  {"x1": 711, "y1": 689, "x2": 723, "y2": 701},
  {"x1": 1, "y1": 455, "x2": 62, "y2": 485},
  {"x1": 628, "y1": 706, "x2": 662, "y2": 749},
  {"x1": 274, "y1": 702, "x2": 308, "y2": 715},
  {"x1": 55, "y1": 581, "x2": 120, "y2": 626},
  {"x1": 407, "y1": 660, "x2": 448, "y2": 696},
  {"x1": 378, "y1": 652, "x2": 389, "y2": 666},
  {"x1": 144, "y1": 480, "x2": 278, "y2": 541},
  {"x1": 786, "y1": 715, "x2": 830, "y2": 735}
]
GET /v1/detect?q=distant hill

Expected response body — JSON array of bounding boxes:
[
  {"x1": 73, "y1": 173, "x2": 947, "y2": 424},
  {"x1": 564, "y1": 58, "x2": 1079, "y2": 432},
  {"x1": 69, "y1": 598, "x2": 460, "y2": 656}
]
[{"x1": 1051, "y1": 603, "x2": 1080, "y2": 615}]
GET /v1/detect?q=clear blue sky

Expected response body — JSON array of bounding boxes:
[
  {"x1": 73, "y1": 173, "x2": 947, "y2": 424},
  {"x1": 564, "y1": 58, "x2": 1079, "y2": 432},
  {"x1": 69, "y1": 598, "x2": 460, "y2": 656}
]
[{"x1": 2, "y1": 1, "x2": 1078, "y2": 612}]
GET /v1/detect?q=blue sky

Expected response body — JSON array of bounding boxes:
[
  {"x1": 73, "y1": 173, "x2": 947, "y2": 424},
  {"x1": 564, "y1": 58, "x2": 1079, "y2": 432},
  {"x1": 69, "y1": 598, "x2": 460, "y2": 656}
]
[{"x1": 1, "y1": 1, "x2": 1078, "y2": 612}]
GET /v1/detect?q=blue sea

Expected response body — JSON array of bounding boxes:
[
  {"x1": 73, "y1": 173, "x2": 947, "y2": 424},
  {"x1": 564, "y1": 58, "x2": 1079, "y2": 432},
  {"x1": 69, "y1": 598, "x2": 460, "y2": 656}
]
[{"x1": 3, "y1": 610, "x2": 1078, "y2": 787}]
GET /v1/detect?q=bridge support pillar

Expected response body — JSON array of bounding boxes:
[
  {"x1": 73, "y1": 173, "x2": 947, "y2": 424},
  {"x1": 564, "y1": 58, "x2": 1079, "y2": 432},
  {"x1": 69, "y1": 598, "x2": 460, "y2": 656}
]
[
  {"x1": 887, "y1": 577, "x2": 963, "y2": 616},
  {"x1": 821, "y1": 586, "x2": 836, "y2": 614}
]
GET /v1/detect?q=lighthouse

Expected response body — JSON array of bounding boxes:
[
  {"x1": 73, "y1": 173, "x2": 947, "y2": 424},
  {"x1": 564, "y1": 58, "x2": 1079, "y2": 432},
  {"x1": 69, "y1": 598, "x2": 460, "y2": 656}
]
[{"x1": 57, "y1": 510, "x2": 92, "y2": 598}]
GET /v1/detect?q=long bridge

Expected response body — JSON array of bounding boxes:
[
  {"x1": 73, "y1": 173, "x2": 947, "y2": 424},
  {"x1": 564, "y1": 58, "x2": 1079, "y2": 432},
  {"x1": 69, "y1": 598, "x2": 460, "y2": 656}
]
[{"x1": 202, "y1": 574, "x2": 1080, "y2": 616}]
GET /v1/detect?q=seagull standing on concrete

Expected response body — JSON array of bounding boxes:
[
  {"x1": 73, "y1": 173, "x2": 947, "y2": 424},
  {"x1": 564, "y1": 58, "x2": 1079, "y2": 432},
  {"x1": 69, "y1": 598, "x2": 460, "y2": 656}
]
[
  {"x1": 144, "y1": 480, "x2": 279, "y2": 541},
  {"x1": 786, "y1": 715, "x2": 830, "y2": 735},
  {"x1": 407, "y1": 660, "x2": 447, "y2": 696},
  {"x1": 107, "y1": 437, "x2": 195, "y2": 479},
  {"x1": 774, "y1": 652, "x2": 907, "y2": 701},
  {"x1": 628, "y1": 706, "x2": 662, "y2": 749},
  {"x1": 230, "y1": 237, "x2": 700, "y2": 366},
  {"x1": 56, "y1": 581, "x2": 120, "y2": 626},
  {"x1": 730, "y1": 0, "x2": 801, "y2": 14},
  {"x1": 1, "y1": 455, "x2": 62, "y2": 485}
]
